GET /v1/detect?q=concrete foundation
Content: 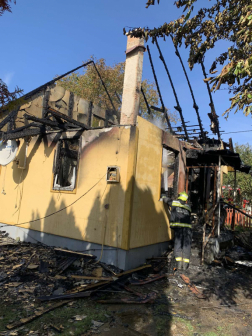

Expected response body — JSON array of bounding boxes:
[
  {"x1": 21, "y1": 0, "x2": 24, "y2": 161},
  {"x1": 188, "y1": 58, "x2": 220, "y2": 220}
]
[{"x1": 0, "y1": 224, "x2": 169, "y2": 270}]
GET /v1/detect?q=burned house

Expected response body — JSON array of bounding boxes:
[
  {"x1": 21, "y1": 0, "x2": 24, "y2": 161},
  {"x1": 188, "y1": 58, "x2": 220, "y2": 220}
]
[{"x1": 0, "y1": 36, "x2": 249, "y2": 269}]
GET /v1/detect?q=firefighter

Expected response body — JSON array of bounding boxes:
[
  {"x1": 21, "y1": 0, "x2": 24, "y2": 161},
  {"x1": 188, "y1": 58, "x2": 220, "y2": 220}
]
[{"x1": 163, "y1": 191, "x2": 192, "y2": 270}]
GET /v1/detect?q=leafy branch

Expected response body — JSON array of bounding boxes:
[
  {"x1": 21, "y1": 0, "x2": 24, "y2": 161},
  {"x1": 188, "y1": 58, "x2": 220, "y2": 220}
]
[{"x1": 125, "y1": 0, "x2": 252, "y2": 118}]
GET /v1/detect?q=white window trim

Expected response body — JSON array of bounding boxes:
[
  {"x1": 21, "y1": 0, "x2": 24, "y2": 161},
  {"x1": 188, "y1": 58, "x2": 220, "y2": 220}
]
[{"x1": 53, "y1": 166, "x2": 76, "y2": 191}]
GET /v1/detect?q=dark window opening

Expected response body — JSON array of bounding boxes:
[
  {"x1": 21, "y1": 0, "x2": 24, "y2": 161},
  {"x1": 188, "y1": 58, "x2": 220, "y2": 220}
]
[
  {"x1": 161, "y1": 147, "x2": 178, "y2": 199},
  {"x1": 53, "y1": 138, "x2": 80, "y2": 191}
]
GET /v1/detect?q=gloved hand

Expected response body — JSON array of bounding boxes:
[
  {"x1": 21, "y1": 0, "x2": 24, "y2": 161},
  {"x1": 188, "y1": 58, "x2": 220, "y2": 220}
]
[{"x1": 161, "y1": 197, "x2": 172, "y2": 205}]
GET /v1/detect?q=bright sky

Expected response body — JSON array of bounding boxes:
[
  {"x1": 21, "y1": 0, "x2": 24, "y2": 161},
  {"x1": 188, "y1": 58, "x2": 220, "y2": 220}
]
[{"x1": 1, "y1": 0, "x2": 251, "y2": 145}]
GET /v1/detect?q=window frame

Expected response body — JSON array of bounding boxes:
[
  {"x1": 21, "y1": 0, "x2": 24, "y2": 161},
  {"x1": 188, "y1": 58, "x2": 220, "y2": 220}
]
[
  {"x1": 160, "y1": 145, "x2": 179, "y2": 199},
  {"x1": 50, "y1": 137, "x2": 81, "y2": 194}
]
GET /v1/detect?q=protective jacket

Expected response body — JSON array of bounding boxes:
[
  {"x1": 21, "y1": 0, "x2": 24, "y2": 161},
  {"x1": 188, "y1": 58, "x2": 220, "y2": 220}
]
[{"x1": 165, "y1": 198, "x2": 192, "y2": 229}]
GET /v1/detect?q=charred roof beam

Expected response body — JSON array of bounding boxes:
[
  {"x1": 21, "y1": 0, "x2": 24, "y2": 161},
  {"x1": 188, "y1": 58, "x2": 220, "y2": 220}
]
[
  {"x1": 200, "y1": 61, "x2": 221, "y2": 141},
  {"x1": 6, "y1": 122, "x2": 42, "y2": 134},
  {"x1": 141, "y1": 87, "x2": 152, "y2": 115},
  {"x1": 47, "y1": 107, "x2": 91, "y2": 130},
  {"x1": 24, "y1": 61, "x2": 93, "y2": 100},
  {"x1": 146, "y1": 45, "x2": 173, "y2": 134},
  {"x1": 2, "y1": 127, "x2": 44, "y2": 141},
  {"x1": 155, "y1": 38, "x2": 189, "y2": 141},
  {"x1": 171, "y1": 38, "x2": 205, "y2": 141},
  {"x1": 0, "y1": 107, "x2": 20, "y2": 131},
  {"x1": 24, "y1": 114, "x2": 68, "y2": 129},
  {"x1": 91, "y1": 61, "x2": 117, "y2": 114},
  {"x1": 24, "y1": 114, "x2": 78, "y2": 130}
]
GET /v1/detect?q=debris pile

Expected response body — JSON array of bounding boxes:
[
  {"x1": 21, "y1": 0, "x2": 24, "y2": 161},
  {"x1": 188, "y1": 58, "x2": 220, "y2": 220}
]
[
  {"x1": 0, "y1": 230, "x2": 252, "y2": 335},
  {"x1": 0, "y1": 231, "x2": 171, "y2": 333},
  {"x1": 0, "y1": 231, "x2": 121, "y2": 305}
]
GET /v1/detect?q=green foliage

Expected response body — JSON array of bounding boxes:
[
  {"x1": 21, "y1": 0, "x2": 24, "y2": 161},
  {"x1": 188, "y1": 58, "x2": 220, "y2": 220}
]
[
  {"x1": 57, "y1": 57, "x2": 179, "y2": 123},
  {"x1": 223, "y1": 143, "x2": 252, "y2": 203},
  {"x1": 0, "y1": 1, "x2": 22, "y2": 111},
  {"x1": 126, "y1": 0, "x2": 252, "y2": 118},
  {"x1": 0, "y1": 0, "x2": 15, "y2": 16},
  {"x1": 0, "y1": 79, "x2": 23, "y2": 111}
]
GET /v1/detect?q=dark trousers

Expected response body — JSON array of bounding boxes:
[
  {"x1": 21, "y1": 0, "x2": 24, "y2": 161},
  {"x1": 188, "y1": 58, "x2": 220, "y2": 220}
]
[{"x1": 173, "y1": 227, "x2": 192, "y2": 263}]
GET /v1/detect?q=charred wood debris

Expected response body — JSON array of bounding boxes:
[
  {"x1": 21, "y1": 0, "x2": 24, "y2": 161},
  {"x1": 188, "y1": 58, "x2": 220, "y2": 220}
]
[
  {"x1": 0, "y1": 41, "x2": 228, "y2": 146},
  {"x1": 0, "y1": 60, "x2": 118, "y2": 143},
  {"x1": 0, "y1": 230, "x2": 252, "y2": 333},
  {"x1": 0, "y1": 44, "x2": 251, "y2": 334},
  {"x1": 0, "y1": 230, "x2": 168, "y2": 332},
  {"x1": 0, "y1": 51, "x2": 246, "y2": 227}
]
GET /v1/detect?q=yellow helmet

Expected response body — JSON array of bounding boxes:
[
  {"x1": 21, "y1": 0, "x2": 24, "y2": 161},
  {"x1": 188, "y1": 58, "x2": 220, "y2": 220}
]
[{"x1": 178, "y1": 191, "x2": 188, "y2": 202}]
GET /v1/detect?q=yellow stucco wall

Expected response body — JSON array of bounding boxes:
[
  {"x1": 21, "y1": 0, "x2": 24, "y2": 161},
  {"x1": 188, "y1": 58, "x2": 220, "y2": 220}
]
[
  {"x1": 0, "y1": 126, "x2": 134, "y2": 250},
  {"x1": 129, "y1": 117, "x2": 171, "y2": 249},
  {"x1": 0, "y1": 117, "x2": 172, "y2": 250}
]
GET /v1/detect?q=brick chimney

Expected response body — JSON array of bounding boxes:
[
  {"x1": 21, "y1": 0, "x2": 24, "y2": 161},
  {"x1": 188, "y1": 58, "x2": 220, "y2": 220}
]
[{"x1": 120, "y1": 36, "x2": 145, "y2": 125}]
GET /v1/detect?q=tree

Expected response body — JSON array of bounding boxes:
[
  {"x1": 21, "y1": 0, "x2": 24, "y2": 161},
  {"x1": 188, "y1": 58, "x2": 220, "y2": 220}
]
[
  {"x1": 0, "y1": 79, "x2": 23, "y2": 111},
  {"x1": 223, "y1": 143, "x2": 252, "y2": 204},
  {"x1": 0, "y1": 1, "x2": 22, "y2": 112},
  {"x1": 125, "y1": 0, "x2": 252, "y2": 118},
  {"x1": 57, "y1": 57, "x2": 179, "y2": 123},
  {"x1": 0, "y1": 0, "x2": 15, "y2": 17}
]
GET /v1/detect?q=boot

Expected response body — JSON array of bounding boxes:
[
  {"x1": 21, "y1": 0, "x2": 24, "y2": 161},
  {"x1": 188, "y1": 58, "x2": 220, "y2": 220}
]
[
  {"x1": 183, "y1": 261, "x2": 189, "y2": 271},
  {"x1": 176, "y1": 261, "x2": 183, "y2": 270}
]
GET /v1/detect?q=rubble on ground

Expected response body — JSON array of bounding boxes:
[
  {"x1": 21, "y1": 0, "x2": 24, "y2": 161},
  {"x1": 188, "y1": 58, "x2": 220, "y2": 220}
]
[{"x1": 0, "y1": 229, "x2": 252, "y2": 335}]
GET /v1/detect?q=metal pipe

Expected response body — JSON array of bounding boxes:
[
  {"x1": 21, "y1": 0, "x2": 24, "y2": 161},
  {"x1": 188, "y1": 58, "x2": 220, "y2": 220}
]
[
  {"x1": 231, "y1": 170, "x2": 237, "y2": 230},
  {"x1": 186, "y1": 167, "x2": 189, "y2": 195},
  {"x1": 217, "y1": 155, "x2": 221, "y2": 236},
  {"x1": 201, "y1": 166, "x2": 207, "y2": 265},
  {"x1": 212, "y1": 166, "x2": 217, "y2": 236}
]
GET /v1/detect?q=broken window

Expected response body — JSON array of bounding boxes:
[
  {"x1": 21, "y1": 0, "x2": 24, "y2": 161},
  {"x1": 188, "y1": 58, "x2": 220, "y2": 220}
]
[
  {"x1": 161, "y1": 147, "x2": 177, "y2": 198},
  {"x1": 53, "y1": 138, "x2": 80, "y2": 191}
]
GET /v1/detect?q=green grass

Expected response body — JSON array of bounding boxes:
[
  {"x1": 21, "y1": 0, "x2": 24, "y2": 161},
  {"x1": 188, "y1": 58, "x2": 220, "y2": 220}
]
[
  {"x1": 0, "y1": 299, "x2": 109, "y2": 336},
  {"x1": 203, "y1": 325, "x2": 232, "y2": 336},
  {"x1": 174, "y1": 317, "x2": 194, "y2": 336},
  {"x1": 234, "y1": 225, "x2": 252, "y2": 232}
]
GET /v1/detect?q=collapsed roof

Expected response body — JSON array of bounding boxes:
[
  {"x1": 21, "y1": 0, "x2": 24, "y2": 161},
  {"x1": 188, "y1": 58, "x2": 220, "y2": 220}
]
[{"x1": 186, "y1": 148, "x2": 251, "y2": 173}]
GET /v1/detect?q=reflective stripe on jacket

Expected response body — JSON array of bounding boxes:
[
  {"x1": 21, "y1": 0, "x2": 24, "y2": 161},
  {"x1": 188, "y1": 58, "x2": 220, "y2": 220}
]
[
  {"x1": 171, "y1": 201, "x2": 191, "y2": 212},
  {"x1": 170, "y1": 199, "x2": 192, "y2": 229}
]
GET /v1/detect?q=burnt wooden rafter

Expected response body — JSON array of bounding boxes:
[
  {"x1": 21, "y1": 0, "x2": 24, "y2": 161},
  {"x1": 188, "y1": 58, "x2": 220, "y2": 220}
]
[
  {"x1": 26, "y1": 114, "x2": 78, "y2": 129},
  {"x1": 23, "y1": 61, "x2": 93, "y2": 100},
  {"x1": 0, "y1": 107, "x2": 20, "y2": 131},
  {"x1": 24, "y1": 114, "x2": 65, "y2": 128},
  {"x1": 146, "y1": 45, "x2": 173, "y2": 134},
  {"x1": 1, "y1": 106, "x2": 92, "y2": 141},
  {"x1": 6, "y1": 122, "x2": 41, "y2": 134},
  {"x1": 155, "y1": 38, "x2": 189, "y2": 141},
  {"x1": 3, "y1": 127, "x2": 44, "y2": 141},
  {"x1": 0, "y1": 61, "x2": 113, "y2": 141},
  {"x1": 47, "y1": 107, "x2": 91, "y2": 130}
]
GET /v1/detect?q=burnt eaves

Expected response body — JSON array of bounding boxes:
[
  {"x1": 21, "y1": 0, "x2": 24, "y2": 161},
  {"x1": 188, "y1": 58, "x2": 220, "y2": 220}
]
[{"x1": 186, "y1": 148, "x2": 251, "y2": 173}]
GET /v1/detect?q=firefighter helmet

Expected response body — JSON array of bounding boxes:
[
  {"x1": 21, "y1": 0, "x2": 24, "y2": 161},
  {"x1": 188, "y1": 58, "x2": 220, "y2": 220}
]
[{"x1": 178, "y1": 191, "x2": 188, "y2": 202}]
